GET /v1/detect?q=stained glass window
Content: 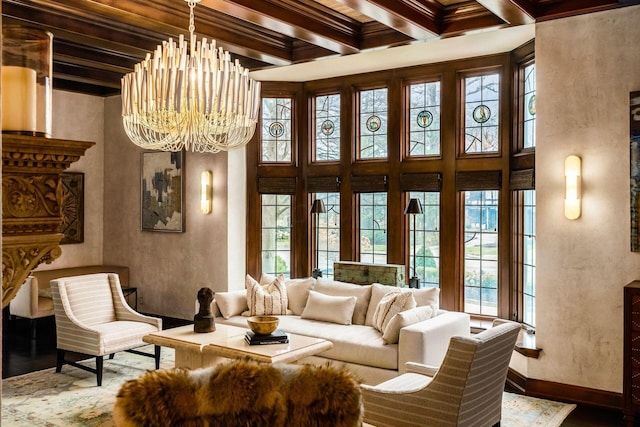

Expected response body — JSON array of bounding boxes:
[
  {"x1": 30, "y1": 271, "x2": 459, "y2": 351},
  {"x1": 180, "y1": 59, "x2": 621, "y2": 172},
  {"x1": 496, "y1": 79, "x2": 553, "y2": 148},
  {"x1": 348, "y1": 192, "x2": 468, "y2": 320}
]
[
  {"x1": 261, "y1": 194, "x2": 291, "y2": 277},
  {"x1": 261, "y1": 98, "x2": 292, "y2": 162},
  {"x1": 464, "y1": 73, "x2": 500, "y2": 153},
  {"x1": 523, "y1": 63, "x2": 536, "y2": 149},
  {"x1": 359, "y1": 88, "x2": 388, "y2": 159},
  {"x1": 315, "y1": 94, "x2": 340, "y2": 161},
  {"x1": 359, "y1": 193, "x2": 387, "y2": 264},
  {"x1": 409, "y1": 81, "x2": 441, "y2": 156}
]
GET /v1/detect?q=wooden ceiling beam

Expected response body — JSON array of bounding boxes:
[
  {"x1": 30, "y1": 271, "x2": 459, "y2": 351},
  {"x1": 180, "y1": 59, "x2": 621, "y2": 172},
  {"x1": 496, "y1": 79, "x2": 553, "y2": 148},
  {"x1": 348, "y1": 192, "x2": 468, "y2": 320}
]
[
  {"x1": 3, "y1": 0, "x2": 295, "y2": 66},
  {"x1": 330, "y1": 0, "x2": 442, "y2": 39},
  {"x1": 200, "y1": 0, "x2": 362, "y2": 54},
  {"x1": 475, "y1": 0, "x2": 536, "y2": 24}
]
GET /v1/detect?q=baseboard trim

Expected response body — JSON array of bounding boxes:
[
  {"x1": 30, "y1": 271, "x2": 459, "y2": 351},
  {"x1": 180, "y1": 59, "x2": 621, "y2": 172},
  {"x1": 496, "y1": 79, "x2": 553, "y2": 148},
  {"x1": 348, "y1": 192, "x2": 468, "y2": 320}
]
[{"x1": 507, "y1": 369, "x2": 623, "y2": 410}]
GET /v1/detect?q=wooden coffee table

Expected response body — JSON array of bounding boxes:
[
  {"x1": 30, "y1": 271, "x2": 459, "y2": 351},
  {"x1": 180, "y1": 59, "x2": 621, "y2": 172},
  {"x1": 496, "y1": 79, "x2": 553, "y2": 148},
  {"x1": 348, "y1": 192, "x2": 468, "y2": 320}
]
[{"x1": 143, "y1": 323, "x2": 332, "y2": 369}]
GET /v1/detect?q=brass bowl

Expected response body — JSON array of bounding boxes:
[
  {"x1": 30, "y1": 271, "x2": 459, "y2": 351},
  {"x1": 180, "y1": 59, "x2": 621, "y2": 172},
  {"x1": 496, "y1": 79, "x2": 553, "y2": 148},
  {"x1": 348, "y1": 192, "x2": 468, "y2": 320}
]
[{"x1": 247, "y1": 316, "x2": 279, "y2": 335}]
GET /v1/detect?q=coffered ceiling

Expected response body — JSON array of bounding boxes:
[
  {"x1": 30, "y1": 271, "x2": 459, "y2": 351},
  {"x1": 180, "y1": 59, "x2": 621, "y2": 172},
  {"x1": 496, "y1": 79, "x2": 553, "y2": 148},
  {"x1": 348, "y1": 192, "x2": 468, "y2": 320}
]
[{"x1": 3, "y1": 0, "x2": 638, "y2": 96}]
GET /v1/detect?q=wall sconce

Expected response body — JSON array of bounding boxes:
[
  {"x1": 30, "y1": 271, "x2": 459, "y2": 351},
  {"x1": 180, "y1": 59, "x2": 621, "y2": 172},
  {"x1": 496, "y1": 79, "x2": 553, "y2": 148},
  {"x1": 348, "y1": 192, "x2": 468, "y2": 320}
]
[
  {"x1": 564, "y1": 155, "x2": 581, "y2": 220},
  {"x1": 201, "y1": 171, "x2": 212, "y2": 214}
]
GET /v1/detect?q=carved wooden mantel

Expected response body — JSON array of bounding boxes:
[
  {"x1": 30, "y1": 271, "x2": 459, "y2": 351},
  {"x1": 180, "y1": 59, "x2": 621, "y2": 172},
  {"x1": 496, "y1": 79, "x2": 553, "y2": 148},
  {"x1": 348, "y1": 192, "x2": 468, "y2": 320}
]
[{"x1": 2, "y1": 134, "x2": 95, "y2": 308}]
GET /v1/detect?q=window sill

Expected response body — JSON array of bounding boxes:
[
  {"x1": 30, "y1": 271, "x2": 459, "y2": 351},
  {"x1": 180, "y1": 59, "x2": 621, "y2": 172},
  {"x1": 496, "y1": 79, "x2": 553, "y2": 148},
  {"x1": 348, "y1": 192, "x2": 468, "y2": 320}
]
[{"x1": 470, "y1": 318, "x2": 541, "y2": 359}]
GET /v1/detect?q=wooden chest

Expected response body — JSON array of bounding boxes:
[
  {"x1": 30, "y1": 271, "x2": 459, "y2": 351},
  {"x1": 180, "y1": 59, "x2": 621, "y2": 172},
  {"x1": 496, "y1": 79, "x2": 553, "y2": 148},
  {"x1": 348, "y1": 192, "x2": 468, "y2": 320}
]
[{"x1": 333, "y1": 261, "x2": 405, "y2": 287}]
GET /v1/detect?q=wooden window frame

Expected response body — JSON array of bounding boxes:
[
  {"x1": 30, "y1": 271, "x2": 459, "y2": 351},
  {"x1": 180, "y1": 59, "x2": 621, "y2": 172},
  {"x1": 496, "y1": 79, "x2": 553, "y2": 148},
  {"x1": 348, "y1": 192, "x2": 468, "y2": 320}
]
[{"x1": 247, "y1": 50, "x2": 533, "y2": 322}]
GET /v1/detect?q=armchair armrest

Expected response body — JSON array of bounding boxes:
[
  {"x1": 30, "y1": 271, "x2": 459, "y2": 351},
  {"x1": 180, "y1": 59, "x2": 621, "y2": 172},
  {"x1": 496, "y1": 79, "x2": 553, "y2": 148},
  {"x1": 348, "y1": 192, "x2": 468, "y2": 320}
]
[
  {"x1": 9, "y1": 276, "x2": 39, "y2": 318},
  {"x1": 398, "y1": 311, "x2": 470, "y2": 374},
  {"x1": 404, "y1": 361, "x2": 438, "y2": 377}
]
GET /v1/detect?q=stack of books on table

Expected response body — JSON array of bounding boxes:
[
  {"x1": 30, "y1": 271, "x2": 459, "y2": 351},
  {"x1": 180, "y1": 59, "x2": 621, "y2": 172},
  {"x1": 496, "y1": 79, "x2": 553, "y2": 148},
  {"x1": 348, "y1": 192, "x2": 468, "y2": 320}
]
[{"x1": 245, "y1": 329, "x2": 289, "y2": 345}]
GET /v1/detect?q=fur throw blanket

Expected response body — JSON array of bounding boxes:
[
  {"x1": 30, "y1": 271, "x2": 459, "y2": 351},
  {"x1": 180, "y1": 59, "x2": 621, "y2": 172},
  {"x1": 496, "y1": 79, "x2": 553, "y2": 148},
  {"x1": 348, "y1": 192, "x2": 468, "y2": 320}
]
[{"x1": 113, "y1": 359, "x2": 363, "y2": 427}]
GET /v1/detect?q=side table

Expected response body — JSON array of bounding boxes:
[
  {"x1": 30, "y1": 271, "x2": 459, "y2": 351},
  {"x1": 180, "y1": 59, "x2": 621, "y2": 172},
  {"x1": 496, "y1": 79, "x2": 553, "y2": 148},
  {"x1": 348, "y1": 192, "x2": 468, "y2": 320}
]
[{"x1": 122, "y1": 287, "x2": 138, "y2": 310}]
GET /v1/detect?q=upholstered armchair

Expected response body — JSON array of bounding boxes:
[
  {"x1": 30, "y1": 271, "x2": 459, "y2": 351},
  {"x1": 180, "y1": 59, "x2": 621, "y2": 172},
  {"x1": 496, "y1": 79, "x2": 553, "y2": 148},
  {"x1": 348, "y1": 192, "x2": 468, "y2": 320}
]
[
  {"x1": 50, "y1": 273, "x2": 162, "y2": 386},
  {"x1": 361, "y1": 321, "x2": 521, "y2": 427}
]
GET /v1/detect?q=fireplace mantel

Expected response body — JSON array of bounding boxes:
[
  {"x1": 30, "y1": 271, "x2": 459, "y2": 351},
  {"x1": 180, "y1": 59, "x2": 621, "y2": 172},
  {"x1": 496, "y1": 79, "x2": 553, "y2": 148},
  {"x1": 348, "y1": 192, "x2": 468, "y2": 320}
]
[{"x1": 2, "y1": 134, "x2": 95, "y2": 307}]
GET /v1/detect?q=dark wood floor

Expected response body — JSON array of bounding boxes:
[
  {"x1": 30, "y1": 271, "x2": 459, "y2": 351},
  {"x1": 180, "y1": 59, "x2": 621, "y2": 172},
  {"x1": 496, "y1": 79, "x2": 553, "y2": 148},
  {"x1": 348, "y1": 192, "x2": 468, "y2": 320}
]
[{"x1": 1, "y1": 309, "x2": 624, "y2": 426}]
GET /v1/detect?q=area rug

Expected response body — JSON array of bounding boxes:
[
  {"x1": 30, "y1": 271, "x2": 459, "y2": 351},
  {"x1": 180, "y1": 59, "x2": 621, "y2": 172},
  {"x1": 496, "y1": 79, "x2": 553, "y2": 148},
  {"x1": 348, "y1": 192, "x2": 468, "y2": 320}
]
[{"x1": 2, "y1": 347, "x2": 576, "y2": 426}]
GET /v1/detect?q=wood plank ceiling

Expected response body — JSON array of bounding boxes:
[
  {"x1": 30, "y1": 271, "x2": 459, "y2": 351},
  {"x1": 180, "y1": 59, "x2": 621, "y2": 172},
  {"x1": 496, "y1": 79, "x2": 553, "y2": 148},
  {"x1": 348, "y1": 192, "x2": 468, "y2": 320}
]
[{"x1": 2, "y1": 0, "x2": 638, "y2": 96}]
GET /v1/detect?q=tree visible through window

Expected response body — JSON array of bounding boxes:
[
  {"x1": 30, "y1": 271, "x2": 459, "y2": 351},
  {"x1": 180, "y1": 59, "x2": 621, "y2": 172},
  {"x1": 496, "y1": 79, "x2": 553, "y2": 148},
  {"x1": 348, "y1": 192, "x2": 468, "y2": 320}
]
[
  {"x1": 359, "y1": 193, "x2": 387, "y2": 264},
  {"x1": 312, "y1": 192, "x2": 340, "y2": 278},
  {"x1": 464, "y1": 190, "x2": 499, "y2": 315},
  {"x1": 409, "y1": 192, "x2": 440, "y2": 287},
  {"x1": 315, "y1": 94, "x2": 341, "y2": 161},
  {"x1": 261, "y1": 194, "x2": 291, "y2": 277},
  {"x1": 464, "y1": 73, "x2": 500, "y2": 154}
]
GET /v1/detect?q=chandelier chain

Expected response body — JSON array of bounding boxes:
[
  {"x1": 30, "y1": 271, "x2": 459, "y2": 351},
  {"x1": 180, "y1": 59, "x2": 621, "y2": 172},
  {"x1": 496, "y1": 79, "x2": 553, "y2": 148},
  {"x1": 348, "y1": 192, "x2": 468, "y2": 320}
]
[{"x1": 188, "y1": 0, "x2": 196, "y2": 37}]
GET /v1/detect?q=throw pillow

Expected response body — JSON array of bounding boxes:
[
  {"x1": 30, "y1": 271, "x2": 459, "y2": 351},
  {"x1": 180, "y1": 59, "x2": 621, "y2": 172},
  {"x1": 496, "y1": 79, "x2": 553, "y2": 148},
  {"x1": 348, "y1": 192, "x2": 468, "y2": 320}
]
[
  {"x1": 246, "y1": 274, "x2": 288, "y2": 316},
  {"x1": 215, "y1": 290, "x2": 248, "y2": 319},
  {"x1": 410, "y1": 287, "x2": 440, "y2": 316},
  {"x1": 382, "y1": 306, "x2": 434, "y2": 344},
  {"x1": 365, "y1": 283, "x2": 397, "y2": 326},
  {"x1": 285, "y1": 277, "x2": 314, "y2": 315},
  {"x1": 314, "y1": 279, "x2": 372, "y2": 325},
  {"x1": 38, "y1": 287, "x2": 52, "y2": 299},
  {"x1": 372, "y1": 291, "x2": 416, "y2": 333},
  {"x1": 300, "y1": 291, "x2": 357, "y2": 325}
]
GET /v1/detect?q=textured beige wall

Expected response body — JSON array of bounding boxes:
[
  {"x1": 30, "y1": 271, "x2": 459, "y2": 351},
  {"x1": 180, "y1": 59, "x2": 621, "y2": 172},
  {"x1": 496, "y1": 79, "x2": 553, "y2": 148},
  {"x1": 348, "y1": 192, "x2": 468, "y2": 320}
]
[
  {"x1": 102, "y1": 96, "x2": 237, "y2": 319},
  {"x1": 35, "y1": 90, "x2": 105, "y2": 270},
  {"x1": 531, "y1": 5, "x2": 640, "y2": 393}
]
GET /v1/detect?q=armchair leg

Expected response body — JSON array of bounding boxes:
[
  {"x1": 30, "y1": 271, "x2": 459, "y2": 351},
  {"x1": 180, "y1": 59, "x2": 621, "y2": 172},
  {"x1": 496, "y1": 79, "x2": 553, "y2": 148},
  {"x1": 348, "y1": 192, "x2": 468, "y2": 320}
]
[
  {"x1": 154, "y1": 345, "x2": 161, "y2": 369},
  {"x1": 96, "y1": 356, "x2": 104, "y2": 386},
  {"x1": 109, "y1": 353, "x2": 115, "y2": 359},
  {"x1": 56, "y1": 349, "x2": 65, "y2": 373}
]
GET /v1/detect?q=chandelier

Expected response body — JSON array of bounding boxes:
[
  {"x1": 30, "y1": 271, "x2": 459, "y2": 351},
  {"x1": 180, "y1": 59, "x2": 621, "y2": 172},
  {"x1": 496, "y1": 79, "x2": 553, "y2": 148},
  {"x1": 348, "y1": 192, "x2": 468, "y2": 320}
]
[{"x1": 121, "y1": 0, "x2": 261, "y2": 153}]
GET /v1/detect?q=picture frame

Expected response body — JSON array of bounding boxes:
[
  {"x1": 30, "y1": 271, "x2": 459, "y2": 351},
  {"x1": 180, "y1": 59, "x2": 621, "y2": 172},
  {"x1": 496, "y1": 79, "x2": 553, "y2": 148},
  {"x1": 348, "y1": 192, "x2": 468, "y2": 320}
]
[
  {"x1": 141, "y1": 151, "x2": 184, "y2": 232},
  {"x1": 59, "y1": 172, "x2": 85, "y2": 244}
]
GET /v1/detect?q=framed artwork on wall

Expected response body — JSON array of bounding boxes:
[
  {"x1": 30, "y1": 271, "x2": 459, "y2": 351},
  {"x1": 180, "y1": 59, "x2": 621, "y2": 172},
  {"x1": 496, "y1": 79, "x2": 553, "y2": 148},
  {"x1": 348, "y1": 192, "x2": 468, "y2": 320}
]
[
  {"x1": 59, "y1": 172, "x2": 85, "y2": 244},
  {"x1": 141, "y1": 151, "x2": 184, "y2": 232},
  {"x1": 631, "y1": 91, "x2": 640, "y2": 251}
]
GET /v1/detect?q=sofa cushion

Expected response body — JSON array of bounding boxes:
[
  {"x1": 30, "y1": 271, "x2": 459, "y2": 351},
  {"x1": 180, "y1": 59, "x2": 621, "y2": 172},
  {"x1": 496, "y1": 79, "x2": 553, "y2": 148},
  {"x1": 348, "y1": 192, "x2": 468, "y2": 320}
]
[
  {"x1": 215, "y1": 290, "x2": 248, "y2": 319},
  {"x1": 314, "y1": 279, "x2": 371, "y2": 325},
  {"x1": 382, "y1": 306, "x2": 434, "y2": 344},
  {"x1": 284, "y1": 278, "x2": 314, "y2": 315},
  {"x1": 372, "y1": 291, "x2": 416, "y2": 333},
  {"x1": 246, "y1": 274, "x2": 288, "y2": 316},
  {"x1": 260, "y1": 274, "x2": 315, "y2": 316},
  {"x1": 221, "y1": 315, "x2": 399, "y2": 371},
  {"x1": 365, "y1": 283, "x2": 439, "y2": 326},
  {"x1": 38, "y1": 287, "x2": 52, "y2": 299},
  {"x1": 301, "y1": 291, "x2": 356, "y2": 325}
]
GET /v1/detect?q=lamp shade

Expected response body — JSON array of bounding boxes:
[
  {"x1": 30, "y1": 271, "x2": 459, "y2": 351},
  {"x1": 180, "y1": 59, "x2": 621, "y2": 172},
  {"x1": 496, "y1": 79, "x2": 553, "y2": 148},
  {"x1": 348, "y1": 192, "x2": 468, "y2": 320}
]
[
  {"x1": 404, "y1": 198, "x2": 423, "y2": 215},
  {"x1": 310, "y1": 199, "x2": 326, "y2": 214}
]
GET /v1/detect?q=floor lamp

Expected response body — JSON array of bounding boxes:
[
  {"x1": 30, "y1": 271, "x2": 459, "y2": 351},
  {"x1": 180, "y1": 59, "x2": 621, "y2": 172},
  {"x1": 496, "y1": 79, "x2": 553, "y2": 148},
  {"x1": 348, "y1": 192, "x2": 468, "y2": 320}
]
[
  {"x1": 404, "y1": 198, "x2": 423, "y2": 288},
  {"x1": 310, "y1": 199, "x2": 326, "y2": 279}
]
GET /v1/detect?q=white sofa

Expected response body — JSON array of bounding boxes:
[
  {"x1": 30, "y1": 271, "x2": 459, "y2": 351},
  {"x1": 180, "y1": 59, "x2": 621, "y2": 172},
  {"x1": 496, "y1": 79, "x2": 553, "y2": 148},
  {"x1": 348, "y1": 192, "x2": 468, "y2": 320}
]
[{"x1": 213, "y1": 275, "x2": 470, "y2": 385}]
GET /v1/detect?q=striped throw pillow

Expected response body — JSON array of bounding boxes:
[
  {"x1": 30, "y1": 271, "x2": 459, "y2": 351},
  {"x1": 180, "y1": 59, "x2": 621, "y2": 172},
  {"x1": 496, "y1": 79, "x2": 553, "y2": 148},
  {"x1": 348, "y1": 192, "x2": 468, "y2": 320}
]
[
  {"x1": 246, "y1": 274, "x2": 288, "y2": 316},
  {"x1": 372, "y1": 291, "x2": 416, "y2": 333}
]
